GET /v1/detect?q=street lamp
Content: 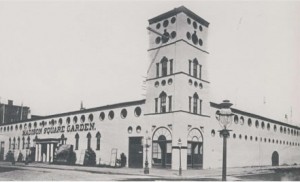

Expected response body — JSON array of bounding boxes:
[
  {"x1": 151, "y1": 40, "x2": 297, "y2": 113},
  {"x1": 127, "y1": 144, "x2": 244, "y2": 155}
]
[
  {"x1": 144, "y1": 130, "x2": 151, "y2": 174},
  {"x1": 178, "y1": 138, "x2": 182, "y2": 176},
  {"x1": 216, "y1": 100, "x2": 233, "y2": 181}
]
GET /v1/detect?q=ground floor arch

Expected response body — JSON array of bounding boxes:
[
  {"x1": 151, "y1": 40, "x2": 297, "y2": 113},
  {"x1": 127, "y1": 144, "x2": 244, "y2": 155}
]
[
  {"x1": 152, "y1": 127, "x2": 172, "y2": 168},
  {"x1": 272, "y1": 151, "x2": 279, "y2": 166},
  {"x1": 187, "y1": 128, "x2": 203, "y2": 169}
]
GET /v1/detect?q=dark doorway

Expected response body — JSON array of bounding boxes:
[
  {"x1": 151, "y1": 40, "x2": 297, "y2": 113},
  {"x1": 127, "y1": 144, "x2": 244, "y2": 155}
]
[
  {"x1": 128, "y1": 137, "x2": 143, "y2": 168},
  {"x1": 272, "y1": 151, "x2": 279, "y2": 166},
  {"x1": 152, "y1": 135, "x2": 172, "y2": 168},
  {"x1": 187, "y1": 141, "x2": 203, "y2": 168},
  {"x1": 0, "y1": 142, "x2": 4, "y2": 161}
]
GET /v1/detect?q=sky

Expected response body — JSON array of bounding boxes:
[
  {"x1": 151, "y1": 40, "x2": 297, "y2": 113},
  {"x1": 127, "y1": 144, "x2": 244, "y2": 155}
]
[{"x1": 0, "y1": 1, "x2": 299, "y2": 125}]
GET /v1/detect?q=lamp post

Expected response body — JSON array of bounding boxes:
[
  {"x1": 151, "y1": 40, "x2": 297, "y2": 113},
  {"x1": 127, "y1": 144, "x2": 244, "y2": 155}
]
[
  {"x1": 144, "y1": 130, "x2": 151, "y2": 174},
  {"x1": 216, "y1": 100, "x2": 233, "y2": 181},
  {"x1": 178, "y1": 138, "x2": 182, "y2": 176}
]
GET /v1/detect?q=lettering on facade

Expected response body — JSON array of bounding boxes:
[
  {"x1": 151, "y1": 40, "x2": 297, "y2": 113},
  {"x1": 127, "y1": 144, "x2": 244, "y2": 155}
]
[{"x1": 22, "y1": 123, "x2": 96, "y2": 136}]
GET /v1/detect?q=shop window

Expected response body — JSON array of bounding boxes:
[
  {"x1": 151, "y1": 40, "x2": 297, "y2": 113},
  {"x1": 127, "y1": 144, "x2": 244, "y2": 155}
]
[
  {"x1": 96, "y1": 132, "x2": 101, "y2": 150},
  {"x1": 134, "y1": 107, "x2": 142, "y2": 117},
  {"x1": 87, "y1": 132, "x2": 91, "y2": 149},
  {"x1": 75, "y1": 133, "x2": 79, "y2": 150},
  {"x1": 121, "y1": 109, "x2": 127, "y2": 119}
]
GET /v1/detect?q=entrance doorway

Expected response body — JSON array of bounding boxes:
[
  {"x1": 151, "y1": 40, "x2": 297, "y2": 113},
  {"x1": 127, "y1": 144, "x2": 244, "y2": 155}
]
[
  {"x1": 128, "y1": 137, "x2": 143, "y2": 168},
  {"x1": 152, "y1": 127, "x2": 172, "y2": 168},
  {"x1": 272, "y1": 151, "x2": 279, "y2": 166},
  {"x1": 0, "y1": 142, "x2": 4, "y2": 161},
  {"x1": 187, "y1": 128, "x2": 203, "y2": 169}
]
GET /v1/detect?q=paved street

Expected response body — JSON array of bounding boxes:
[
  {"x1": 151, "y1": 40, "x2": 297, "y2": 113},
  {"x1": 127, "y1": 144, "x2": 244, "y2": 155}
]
[{"x1": 0, "y1": 162, "x2": 299, "y2": 181}]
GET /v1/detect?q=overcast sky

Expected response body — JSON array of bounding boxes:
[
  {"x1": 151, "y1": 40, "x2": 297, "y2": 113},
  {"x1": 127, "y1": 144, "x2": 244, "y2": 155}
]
[{"x1": 0, "y1": 1, "x2": 299, "y2": 125}]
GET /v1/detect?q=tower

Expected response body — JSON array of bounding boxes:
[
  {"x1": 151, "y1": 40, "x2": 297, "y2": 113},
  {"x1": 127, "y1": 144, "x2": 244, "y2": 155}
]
[{"x1": 145, "y1": 6, "x2": 211, "y2": 170}]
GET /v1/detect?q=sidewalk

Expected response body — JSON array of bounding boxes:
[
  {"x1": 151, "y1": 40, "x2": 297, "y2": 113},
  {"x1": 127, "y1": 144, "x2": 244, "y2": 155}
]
[{"x1": 1, "y1": 161, "x2": 299, "y2": 180}]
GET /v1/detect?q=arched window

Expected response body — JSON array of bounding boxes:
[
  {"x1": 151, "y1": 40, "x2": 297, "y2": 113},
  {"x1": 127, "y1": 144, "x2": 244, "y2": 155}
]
[
  {"x1": 96, "y1": 132, "x2": 101, "y2": 150},
  {"x1": 27, "y1": 136, "x2": 30, "y2": 149},
  {"x1": 159, "y1": 92, "x2": 167, "y2": 113},
  {"x1": 22, "y1": 137, "x2": 25, "y2": 149},
  {"x1": 193, "y1": 93, "x2": 199, "y2": 114},
  {"x1": 17, "y1": 137, "x2": 20, "y2": 149},
  {"x1": 87, "y1": 132, "x2": 91, "y2": 149},
  {"x1": 75, "y1": 133, "x2": 79, "y2": 150},
  {"x1": 161, "y1": 57, "x2": 168, "y2": 76},
  {"x1": 193, "y1": 59, "x2": 198, "y2": 77},
  {"x1": 9, "y1": 138, "x2": 11, "y2": 150},
  {"x1": 13, "y1": 137, "x2": 16, "y2": 150}
]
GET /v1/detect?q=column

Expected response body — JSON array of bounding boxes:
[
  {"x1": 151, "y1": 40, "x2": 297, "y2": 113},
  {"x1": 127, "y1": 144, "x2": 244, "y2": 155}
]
[
  {"x1": 38, "y1": 144, "x2": 42, "y2": 162},
  {"x1": 50, "y1": 144, "x2": 54, "y2": 162},
  {"x1": 35, "y1": 144, "x2": 38, "y2": 162},
  {"x1": 46, "y1": 144, "x2": 50, "y2": 162}
]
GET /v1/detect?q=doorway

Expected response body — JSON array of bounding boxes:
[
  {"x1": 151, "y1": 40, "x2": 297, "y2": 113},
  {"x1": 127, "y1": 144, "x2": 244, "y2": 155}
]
[
  {"x1": 0, "y1": 142, "x2": 4, "y2": 161},
  {"x1": 128, "y1": 137, "x2": 143, "y2": 168},
  {"x1": 272, "y1": 151, "x2": 279, "y2": 166}
]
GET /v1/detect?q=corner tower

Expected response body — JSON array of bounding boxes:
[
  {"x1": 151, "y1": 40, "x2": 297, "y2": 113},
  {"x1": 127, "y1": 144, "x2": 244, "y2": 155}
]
[{"x1": 145, "y1": 6, "x2": 211, "y2": 170}]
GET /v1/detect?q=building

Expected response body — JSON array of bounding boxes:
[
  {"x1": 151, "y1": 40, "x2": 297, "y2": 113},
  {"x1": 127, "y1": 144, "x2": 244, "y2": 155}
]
[
  {"x1": 0, "y1": 100, "x2": 31, "y2": 124},
  {"x1": 0, "y1": 6, "x2": 299, "y2": 170}
]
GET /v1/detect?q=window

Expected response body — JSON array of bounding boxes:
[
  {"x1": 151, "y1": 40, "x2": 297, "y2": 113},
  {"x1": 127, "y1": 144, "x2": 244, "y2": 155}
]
[
  {"x1": 96, "y1": 132, "x2": 101, "y2": 150},
  {"x1": 73, "y1": 116, "x2": 78, "y2": 124},
  {"x1": 155, "y1": 98, "x2": 158, "y2": 113},
  {"x1": 189, "y1": 60, "x2": 192, "y2": 75},
  {"x1": 9, "y1": 138, "x2": 11, "y2": 150},
  {"x1": 87, "y1": 132, "x2": 91, "y2": 149},
  {"x1": 13, "y1": 137, "x2": 15, "y2": 150},
  {"x1": 234, "y1": 115, "x2": 239, "y2": 124},
  {"x1": 211, "y1": 130, "x2": 215, "y2": 137},
  {"x1": 161, "y1": 57, "x2": 168, "y2": 76},
  {"x1": 99, "y1": 112, "x2": 105, "y2": 121},
  {"x1": 75, "y1": 133, "x2": 79, "y2": 150},
  {"x1": 199, "y1": 65, "x2": 202, "y2": 79},
  {"x1": 134, "y1": 107, "x2": 142, "y2": 117},
  {"x1": 193, "y1": 59, "x2": 198, "y2": 77},
  {"x1": 170, "y1": 59, "x2": 173, "y2": 74},
  {"x1": 274, "y1": 125, "x2": 277, "y2": 132},
  {"x1": 22, "y1": 137, "x2": 25, "y2": 149},
  {"x1": 240, "y1": 116, "x2": 244, "y2": 125},
  {"x1": 189, "y1": 96, "x2": 192, "y2": 112},
  {"x1": 199, "y1": 99, "x2": 202, "y2": 114},
  {"x1": 121, "y1": 109, "x2": 127, "y2": 119},
  {"x1": 27, "y1": 136, "x2": 30, "y2": 148},
  {"x1": 168, "y1": 96, "x2": 172, "y2": 112},
  {"x1": 81, "y1": 115, "x2": 85, "y2": 123},
  {"x1": 255, "y1": 120, "x2": 259, "y2": 128},
  {"x1": 248, "y1": 118, "x2": 252, "y2": 126},
  {"x1": 156, "y1": 63, "x2": 159, "y2": 77},
  {"x1": 193, "y1": 93, "x2": 199, "y2": 114},
  {"x1": 160, "y1": 92, "x2": 167, "y2": 113},
  {"x1": 17, "y1": 137, "x2": 20, "y2": 149},
  {"x1": 267, "y1": 123, "x2": 270, "y2": 130},
  {"x1": 88, "y1": 114, "x2": 94, "y2": 122},
  {"x1": 108, "y1": 111, "x2": 114, "y2": 120}
]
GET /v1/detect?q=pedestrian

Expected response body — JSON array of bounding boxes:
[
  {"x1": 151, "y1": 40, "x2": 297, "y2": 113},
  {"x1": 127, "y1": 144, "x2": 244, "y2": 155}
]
[{"x1": 120, "y1": 153, "x2": 126, "y2": 167}]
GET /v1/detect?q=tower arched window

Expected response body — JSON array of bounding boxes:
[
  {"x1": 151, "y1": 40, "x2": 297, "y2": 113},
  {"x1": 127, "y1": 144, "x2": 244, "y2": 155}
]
[
  {"x1": 96, "y1": 132, "x2": 101, "y2": 150},
  {"x1": 193, "y1": 59, "x2": 198, "y2": 78},
  {"x1": 161, "y1": 57, "x2": 168, "y2": 76},
  {"x1": 75, "y1": 133, "x2": 79, "y2": 150},
  {"x1": 13, "y1": 137, "x2": 16, "y2": 150},
  {"x1": 9, "y1": 138, "x2": 11, "y2": 150},
  {"x1": 17, "y1": 137, "x2": 20, "y2": 149},
  {"x1": 87, "y1": 132, "x2": 91, "y2": 149},
  {"x1": 193, "y1": 93, "x2": 199, "y2": 114},
  {"x1": 159, "y1": 92, "x2": 167, "y2": 113}
]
